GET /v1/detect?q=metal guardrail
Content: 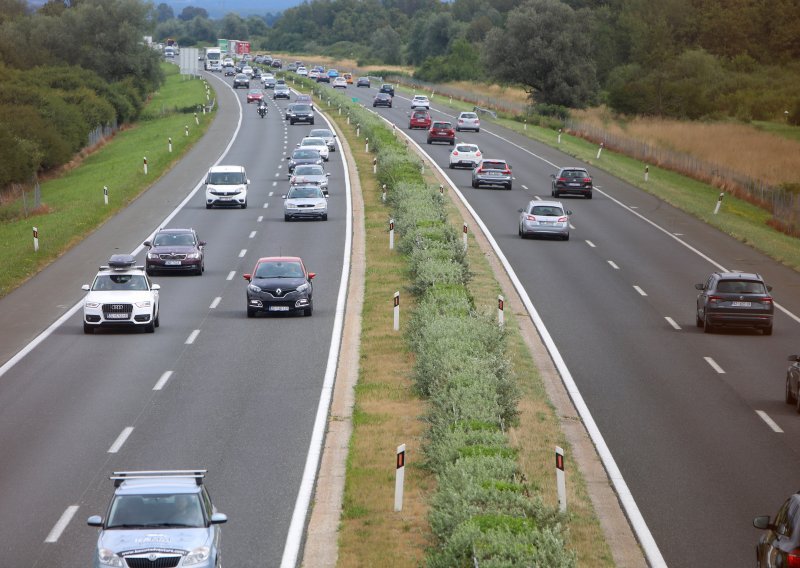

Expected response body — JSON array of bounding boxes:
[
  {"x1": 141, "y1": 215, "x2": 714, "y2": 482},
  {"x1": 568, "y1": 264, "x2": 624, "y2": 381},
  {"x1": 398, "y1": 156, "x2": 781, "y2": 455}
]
[{"x1": 473, "y1": 105, "x2": 497, "y2": 119}]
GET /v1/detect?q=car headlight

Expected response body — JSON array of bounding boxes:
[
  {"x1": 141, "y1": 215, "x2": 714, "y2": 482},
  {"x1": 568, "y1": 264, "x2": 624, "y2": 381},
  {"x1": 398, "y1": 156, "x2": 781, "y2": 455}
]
[
  {"x1": 134, "y1": 300, "x2": 152, "y2": 308},
  {"x1": 97, "y1": 548, "x2": 125, "y2": 567},
  {"x1": 85, "y1": 301, "x2": 101, "y2": 309},
  {"x1": 183, "y1": 546, "x2": 211, "y2": 566},
  {"x1": 296, "y1": 282, "x2": 310, "y2": 293},
  {"x1": 186, "y1": 252, "x2": 201, "y2": 259},
  {"x1": 147, "y1": 252, "x2": 159, "y2": 259},
  {"x1": 248, "y1": 284, "x2": 262, "y2": 293},
  {"x1": 315, "y1": 202, "x2": 326, "y2": 209}
]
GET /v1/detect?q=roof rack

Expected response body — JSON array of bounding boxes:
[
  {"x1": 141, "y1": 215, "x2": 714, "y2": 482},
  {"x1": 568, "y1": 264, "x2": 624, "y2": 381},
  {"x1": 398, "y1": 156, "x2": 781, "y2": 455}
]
[{"x1": 111, "y1": 470, "x2": 207, "y2": 487}]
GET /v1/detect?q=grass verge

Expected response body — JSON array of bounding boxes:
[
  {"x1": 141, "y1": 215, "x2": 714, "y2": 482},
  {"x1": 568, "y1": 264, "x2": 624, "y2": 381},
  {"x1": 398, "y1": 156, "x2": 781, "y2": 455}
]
[{"x1": 0, "y1": 64, "x2": 214, "y2": 297}]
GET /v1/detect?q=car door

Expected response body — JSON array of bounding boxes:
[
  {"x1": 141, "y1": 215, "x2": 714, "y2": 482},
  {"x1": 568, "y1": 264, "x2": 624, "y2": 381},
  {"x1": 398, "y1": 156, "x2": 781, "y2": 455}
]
[{"x1": 697, "y1": 276, "x2": 714, "y2": 317}]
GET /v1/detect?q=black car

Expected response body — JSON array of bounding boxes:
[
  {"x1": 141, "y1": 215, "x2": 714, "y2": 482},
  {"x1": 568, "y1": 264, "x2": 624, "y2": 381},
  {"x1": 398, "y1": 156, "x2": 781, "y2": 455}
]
[
  {"x1": 785, "y1": 355, "x2": 800, "y2": 411},
  {"x1": 356, "y1": 77, "x2": 370, "y2": 88},
  {"x1": 379, "y1": 83, "x2": 395, "y2": 96},
  {"x1": 316, "y1": 73, "x2": 330, "y2": 83},
  {"x1": 263, "y1": 77, "x2": 276, "y2": 89},
  {"x1": 373, "y1": 93, "x2": 392, "y2": 108},
  {"x1": 695, "y1": 272, "x2": 774, "y2": 334},
  {"x1": 273, "y1": 85, "x2": 291, "y2": 100},
  {"x1": 286, "y1": 148, "x2": 323, "y2": 173},
  {"x1": 144, "y1": 228, "x2": 205, "y2": 276},
  {"x1": 755, "y1": 492, "x2": 800, "y2": 566},
  {"x1": 244, "y1": 256, "x2": 314, "y2": 317},
  {"x1": 233, "y1": 73, "x2": 249, "y2": 89},
  {"x1": 287, "y1": 103, "x2": 314, "y2": 125},
  {"x1": 551, "y1": 167, "x2": 593, "y2": 199},
  {"x1": 224, "y1": 68, "x2": 235, "y2": 77}
]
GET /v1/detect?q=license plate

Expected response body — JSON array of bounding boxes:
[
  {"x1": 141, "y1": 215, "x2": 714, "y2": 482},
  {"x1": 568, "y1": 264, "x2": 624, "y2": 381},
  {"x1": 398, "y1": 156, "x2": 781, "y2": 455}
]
[
  {"x1": 165, "y1": 260, "x2": 181, "y2": 266},
  {"x1": 106, "y1": 313, "x2": 129, "y2": 319},
  {"x1": 219, "y1": 197, "x2": 232, "y2": 201},
  {"x1": 487, "y1": 172, "x2": 500, "y2": 176},
  {"x1": 539, "y1": 221, "x2": 556, "y2": 225},
  {"x1": 731, "y1": 301, "x2": 751, "y2": 307},
  {"x1": 269, "y1": 306, "x2": 290, "y2": 311},
  {"x1": 569, "y1": 182, "x2": 580, "y2": 186}
]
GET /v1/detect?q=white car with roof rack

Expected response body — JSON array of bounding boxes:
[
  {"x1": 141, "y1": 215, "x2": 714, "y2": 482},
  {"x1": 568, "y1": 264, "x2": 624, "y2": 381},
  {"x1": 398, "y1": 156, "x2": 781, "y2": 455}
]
[
  {"x1": 88, "y1": 470, "x2": 227, "y2": 568},
  {"x1": 82, "y1": 254, "x2": 160, "y2": 334}
]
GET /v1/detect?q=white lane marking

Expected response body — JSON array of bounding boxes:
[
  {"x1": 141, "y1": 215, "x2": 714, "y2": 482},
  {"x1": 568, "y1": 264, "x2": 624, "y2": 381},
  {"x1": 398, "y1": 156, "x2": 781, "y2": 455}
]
[
  {"x1": 45, "y1": 505, "x2": 79, "y2": 543},
  {"x1": 257, "y1": 216, "x2": 263, "y2": 222},
  {"x1": 108, "y1": 427, "x2": 133, "y2": 453},
  {"x1": 275, "y1": 172, "x2": 280, "y2": 177},
  {"x1": 269, "y1": 191, "x2": 274, "y2": 196},
  {"x1": 533, "y1": 195, "x2": 541, "y2": 201},
  {"x1": 608, "y1": 260, "x2": 619, "y2": 270},
  {"x1": 249, "y1": 231, "x2": 257, "y2": 239},
  {"x1": 674, "y1": 233, "x2": 684, "y2": 236},
  {"x1": 226, "y1": 271, "x2": 236, "y2": 281},
  {"x1": 756, "y1": 410, "x2": 784, "y2": 433},
  {"x1": 153, "y1": 370, "x2": 173, "y2": 390},
  {"x1": 239, "y1": 249, "x2": 247, "y2": 258},
  {"x1": 586, "y1": 240, "x2": 596, "y2": 248},
  {"x1": 664, "y1": 317, "x2": 681, "y2": 330},
  {"x1": 633, "y1": 285, "x2": 647, "y2": 296},
  {"x1": 263, "y1": 203, "x2": 269, "y2": 208},
  {"x1": 521, "y1": 184, "x2": 528, "y2": 190},
  {"x1": 185, "y1": 329, "x2": 200, "y2": 344},
  {"x1": 704, "y1": 357, "x2": 725, "y2": 374},
  {"x1": 630, "y1": 205, "x2": 638, "y2": 209},
  {"x1": 209, "y1": 297, "x2": 221, "y2": 309}
]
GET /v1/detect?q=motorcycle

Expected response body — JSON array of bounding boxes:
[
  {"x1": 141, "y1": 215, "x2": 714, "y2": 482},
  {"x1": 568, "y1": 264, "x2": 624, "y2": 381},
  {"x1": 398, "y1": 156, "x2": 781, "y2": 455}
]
[{"x1": 257, "y1": 104, "x2": 267, "y2": 118}]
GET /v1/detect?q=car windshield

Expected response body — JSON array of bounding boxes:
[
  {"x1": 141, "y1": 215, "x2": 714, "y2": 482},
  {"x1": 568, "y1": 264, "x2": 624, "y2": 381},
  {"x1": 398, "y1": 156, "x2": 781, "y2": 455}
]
[
  {"x1": 294, "y1": 165, "x2": 324, "y2": 176},
  {"x1": 293, "y1": 150, "x2": 320, "y2": 159},
  {"x1": 716, "y1": 280, "x2": 767, "y2": 294},
  {"x1": 92, "y1": 274, "x2": 148, "y2": 291},
  {"x1": 293, "y1": 105, "x2": 312, "y2": 112},
  {"x1": 106, "y1": 494, "x2": 204, "y2": 529},
  {"x1": 153, "y1": 233, "x2": 195, "y2": 247},
  {"x1": 301, "y1": 138, "x2": 325, "y2": 147},
  {"x1": 289, "y1": 186, "x2": 323, "y2": 199},
  {"x1": 255, "y1": 261, "x2": 304, "y2": 278},
  {"x1": 310, "y1": 130, "x2": 331, "y2": 138},
  {"x1": 531, "y1": 206, "x2": 564, "y2": 216},
  {"x1": 208, "y1": 171, "x2": 245, "y2": 185}
]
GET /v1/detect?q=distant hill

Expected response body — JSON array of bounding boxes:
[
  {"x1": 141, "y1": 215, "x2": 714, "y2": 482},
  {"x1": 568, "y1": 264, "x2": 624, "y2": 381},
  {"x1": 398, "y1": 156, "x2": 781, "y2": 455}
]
[{"x1": 162, "y1": 0, "x2": 300, "y2": 18}]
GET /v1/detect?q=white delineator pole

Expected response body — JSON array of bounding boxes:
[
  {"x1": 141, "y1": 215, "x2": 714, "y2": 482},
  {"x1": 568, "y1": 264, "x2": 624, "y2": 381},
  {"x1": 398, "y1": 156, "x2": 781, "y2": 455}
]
[
  {"x1": 393, "y1": 291, "x2": 400, "y2": 331},
  {"x1": 462, "y1": 223, "x2": 468, "y2": 250},
  {"x1": 168, "y1": 137, "x2": 173, "y2": 153},
  {"x1": 373, "y1": 158, "x2": 377, "y2": 174},
  {"x1": 498, "y1": 295, "x2": 505, "y2": 327},
  {"x1": 713, "y1": 192, "x2": 724, "y2": 215},
  {"x1": 185, "y1": 125, "x2": 189, "y2": 137},
  {"x1": 644, "y1": 165, "x2": 649, "y2": 182},
  {"x1": 382, "y1": 184, "x2": 387, "y2": 203},
  {"x1": 394, "y1": 444, "x2": 406, "y2": 512},
  {"x1": 389, "y1": 219, "x2": 395, "y2": 250},
  {"x1": 103, "y1": 185, "x2": 109, "y2": 205},
  {"x1": 365, "y1": 138, "x2": 369, "y2": 153},
  {"x1": 556, "y1": 446, "x2": 566, "y2": 512},
  {"x1": 439, "y1": 184, "x2": 444, "y2": 194},
  {"x1": 143, "y1": 157, "x2": 148, "y2": 175},
  {"x1": 194, "y1": 112, "x2": 199, "y2": 125},
  {"x1": 32, "y1": 227, "x2": 39, "y2": 252},
  {"x1": 558, "y1": 128, "x2": 562, "y2": 144},
  {"x1": 596, "y1": 142, "x2": 604, "y2": 159}
]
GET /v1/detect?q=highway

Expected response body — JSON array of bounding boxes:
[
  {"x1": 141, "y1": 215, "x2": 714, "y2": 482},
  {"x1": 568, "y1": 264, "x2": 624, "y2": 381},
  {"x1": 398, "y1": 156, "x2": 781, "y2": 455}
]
[
  {"x1": 328, "y1": 79, "x2": 800, "y2": 567},
  {"x1": 0, "y1": 72, "x2": 349, "y2": 567}
]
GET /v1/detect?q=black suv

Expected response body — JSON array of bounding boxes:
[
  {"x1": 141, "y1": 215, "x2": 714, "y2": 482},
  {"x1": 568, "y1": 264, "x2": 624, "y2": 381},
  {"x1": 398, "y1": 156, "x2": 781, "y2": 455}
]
[
  {"x1": 551, "y1": 167, "x2": 593, "y2": 199},
  {"x1": 755, "y1": 492, "x2": 800, "y2": 566},
  {"x1": 379, "y1": 83, "x2": 395, "y2": 96},
  {"x1": 144, "y1": 228, "x2": 205, "y2": 276},
  {"x1": 695, "y1": 272, "x2": 774, "y2": 334},
  {"x1": 784, "y1": 354, "x2": 800, "y2": 411},
  {"x1": 233, "y1": 73, "x2": 249, "y2": 89}
]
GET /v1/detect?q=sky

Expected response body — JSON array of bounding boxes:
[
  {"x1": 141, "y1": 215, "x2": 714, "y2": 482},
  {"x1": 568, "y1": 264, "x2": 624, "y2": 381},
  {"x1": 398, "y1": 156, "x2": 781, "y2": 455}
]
[{"x1": 163, "y1": 0, "x2": 301, "y2": 18}]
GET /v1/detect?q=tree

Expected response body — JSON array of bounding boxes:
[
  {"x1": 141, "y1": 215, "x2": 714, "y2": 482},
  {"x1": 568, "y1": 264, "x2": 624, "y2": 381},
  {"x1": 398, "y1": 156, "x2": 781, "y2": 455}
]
[
  {"x1": 483, "y1": 0, "x2": 598, "y2": 108},
  {"x1": 369, "y1": 26, "x2": 403, "y2": 64},
  {"x1": 154, "y1": 2, "x2": 173, "y2": 23},
  {"x1": 219, "y1": 12, "x2": 248, "y2": 39},
  {"x1": 178, "y1": 6, "x2": 208, "y2": 21},
  {"x1": 246, "y1": 15, "x2": 268, "y2": 37}
]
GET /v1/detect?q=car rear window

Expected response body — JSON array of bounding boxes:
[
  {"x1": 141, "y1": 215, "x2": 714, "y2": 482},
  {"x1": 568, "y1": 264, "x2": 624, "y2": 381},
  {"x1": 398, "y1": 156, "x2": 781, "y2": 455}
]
[
  {"x1": 716, "y1": 280, "x2": 767, "y2": 294},
  {"x1": 563, "y1": 169, "x2": 588, "y2": 178},
  {"x1": 294, "y1": 105, "x2": 312, "y2": 112},
  {"x1": 294, "y1": 150, "x2": 319, "y2": 158},
  {"x1": 461, "y1": 113, "x2": 478, "y2": 119},
  {"x1": 433, "y1": 122, "x2": 452, "y2": 129},
  {"x1": 532, "y1": 206, "x2": 564, "y2": 216},
  {"x1": 456, "y1": 145, "x2": 476, "y2": 152},
  {"x1": 482, "y1": 161, "x2": 507, "y2": 170}
]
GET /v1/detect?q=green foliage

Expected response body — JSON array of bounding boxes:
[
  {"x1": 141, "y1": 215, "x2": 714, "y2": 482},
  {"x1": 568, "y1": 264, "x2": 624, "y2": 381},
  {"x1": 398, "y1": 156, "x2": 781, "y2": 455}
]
[
  {"x1": 789, "y1": 99, "x2": 800, "y2": 126},
  {"x1": 415, "y1": 38, "x2": 483, "y2": 83}
]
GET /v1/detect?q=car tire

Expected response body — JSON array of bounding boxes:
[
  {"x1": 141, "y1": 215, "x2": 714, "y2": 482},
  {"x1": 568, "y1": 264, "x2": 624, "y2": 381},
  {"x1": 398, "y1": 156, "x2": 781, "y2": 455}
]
[
  {"x1": 247, "y1": 307, "x2": 256, "y2": 318},
  {"x1": 476, "y1": 128, "x2": 480, "y2": 133},
  {"x1": 764, "y1": 324, "x2": 773, "y2": 336},
  {"x1": 310, "y1": 119, "x2": 315, "y2": 125},
  {"x1": 696, "y1": 312, "x2": 703, "y2": 328},
  {"x1": 456, "y1": 127, "x2": 460, "y2": 132},
  {"x1": 206, "y1": 204, "x2": 212, "y2": 209},
  {"x1": 563, "y1": 233, "x2": 570, "y2": 241},
  {"x1": 427, "y1": 139, "x2": 432, "y2": 144},
  {"x1": 322, "y1": 214, "x2": 328, "y2": 221},
  {"x1": 304, "y1": 305, "x2": 313, "y2": 317},
  {"x1": 506, "y1": 183, "x2": 512, "y2": 190},
  {"x1": 284, "y1": 215, "x2": 291, "y2": 221},
  {"x1": 195, "y1": 266, "x2": 203, "y2": 276},
  {"x1": 703, "y1": 316, "x2": 714, "y2": 334},
  {"x1": 472, "y1": 180, "x2": 478, "y2": 188},
  {"x1": 786, "y1": 376, "x2": 795, "y2": 404},
  {"x1": 449, "y1": 163, "x2": 454, "y2": 169},
  {"x1": 154, "y1": 310, "x2": 160, "y2": 327},
  {"x1": 586, "y1": 192, "x2": 593, "y2": 199},
  {"x1": 83, "y1": 322, "x2": 94, "y2": 335},
  {"x1": 241, "y1": 200, "x2": 247, "y2": 209},
  {"x1": 518, "y1": 225, "x2": 523, "y2": 237},
  {"x1": 450, "y1": 140, "x2": 455, "y2": 145},
  {"x1": 144, "y1": 320, "x2": 155, "y2": 333}
]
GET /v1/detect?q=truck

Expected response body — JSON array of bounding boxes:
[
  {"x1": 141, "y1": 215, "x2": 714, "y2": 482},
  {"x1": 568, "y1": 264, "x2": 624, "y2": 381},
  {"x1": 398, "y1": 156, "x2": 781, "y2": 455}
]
[{"x1": 205, "y1": 47, "x2": 222, "y2": 72}]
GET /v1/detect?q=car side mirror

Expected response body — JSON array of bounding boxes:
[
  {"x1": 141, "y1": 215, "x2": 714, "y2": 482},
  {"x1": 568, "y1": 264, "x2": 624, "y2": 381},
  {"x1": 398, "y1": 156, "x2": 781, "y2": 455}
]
[
  {"x1": 87, "y1": 515, "x2": 103, "y2": 527},
  {"x1": 326, "y1": 173, "x2": 331, "y2": 177},
  {"x1": 324, "y1": 194, "x2": 329, "y2": 199},
  {"x1": 143, "y1": 241, "x2": 152, "y2": 247},
  {"x1": 246, "y1": 179, "x2": 251, "y2": 185},
  {"x1": 517, "y1": 208, "x2": 524, "y2": 213},
  {"x1": 694, "y1": 283, "x2": 705, "y2": 290},
  {"x1": 243, "y1": 273, "x2": 252, "y2": 281},
  {"x1": 151, "y1": 284, "x2": 161, "y2": 291},
  {"x1": 198, "y1": 241, "x2": 206, "y2": 246},
  {"x1": 210, "y1": 513, "x2": 228, "y2": 524},
  {"x1": 550, "y1": 173, "x2": 556, "y2": 179},
  {"x1": 82, "y1": 284, "x2": 90, "y2": 291},
  {"x1": 566, "y1": 210, "x2": 573, "y2": 215},
  {"x1": 767, "y1": 285, "x2": 773, "y2": 292},
  {"x1": 753, "y1": 516, "x2": 772, "y2": 530},
  {"x1": 308, "y1": 272, "x2": 316, "y2": 280}
]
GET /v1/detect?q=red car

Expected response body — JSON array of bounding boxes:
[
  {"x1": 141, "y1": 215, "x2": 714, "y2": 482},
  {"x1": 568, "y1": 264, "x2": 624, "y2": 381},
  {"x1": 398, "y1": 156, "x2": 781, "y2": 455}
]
[
  {"x1": 246, "y1": 89, "x2": 264, "y2": 103},
  {"x1": 409, "y1": 110, "x2": 431, "y2": 130},
  {"x1": 427, "y1": 121, "x2": 455, "y2": 145}
]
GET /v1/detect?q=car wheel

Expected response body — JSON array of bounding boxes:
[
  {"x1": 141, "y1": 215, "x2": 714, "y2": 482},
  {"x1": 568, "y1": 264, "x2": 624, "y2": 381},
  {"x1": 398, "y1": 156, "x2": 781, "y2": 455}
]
[
  {"x1": 456, "y1": 127, "x2": 460, "y2": 132},
  {"x1": 304, "y1": 304, "x2": 313, "y2": 317},
  {"x1": 206, "y1": 204, "x2": 212, "y2": 209},
  {"x1": 427, "y1": 139, "x2": 431, "y2": 144},
  {"x1": 586, "y1": 192, "x2": 593, "y2": 199},
  {"x1": 310, "y1": 120, "x2": 314, "y2": 125},
  {"x1": 154, "y1": 309, "x2": 160, "y2": 327},
  {"x1": 195, "y1": 265, "x2": 203, "y2": 276},
  {"x1": 553, "y1": 190, "x2": 559, "y2": 198},
  {"x1": 472, "y1": 180, "x2": 478, "y2": 188},
  {"x1": 83, "y1": 322, "x2": 94, "y2": 335},
  {"x1": 476, "y1": 128, "x2": 480, "y2": 133},
  {"x1": 284, "y1": 214, "x2": 291, "y2": 221},
  {"x1": 450, "y1": 140, "x2": 455, "y2": 145},
  {"x1": 506, "y1": 183, "x2": 512, "y2": 190},
  {"x1": 144, "y1": 320, "x2": 155, "y2": 333},
  {"x1": 786, "y1": 375, "x2": 795, "y2": 404},
  {"x1": 241, "y1": 200, "x2": 247, "y2": 209},
  {"x1": 764, "y1": 324, "x2": 773, "y2": 336},
  {"x1": 247, "y1": 307, "x2": 256, "y2": 318},
  {"x1": 696, "y1": 312, "x2": 703, "y2": 328},
  {"x1": 518, "y1": 224, "x2": 523, "y2": 237},
  {"x1": 322, "y1": 214, "x2": 328, "y2": 221},
  {"x1": 703, "y1": 316, "x2": 714, "y2": 334},
  {"x1": 448, "y1": 163, "x2": 454, "y2": 169},
  {"x1": 563, "y1": 233, "x2": 570, "y2": 241}
]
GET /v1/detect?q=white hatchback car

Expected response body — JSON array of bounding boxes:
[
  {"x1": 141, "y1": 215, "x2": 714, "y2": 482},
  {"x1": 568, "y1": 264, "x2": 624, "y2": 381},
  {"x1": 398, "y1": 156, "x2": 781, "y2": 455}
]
[
  {"x1": 411, "y1": 95, "x2": 430, "y2": 109},
  {"x1": 449, "y1": 143, "x2": 482, "y2": 169},
  {"x1": 297, "y1": 66, "x2": 308, "y2": 76},
  {"x1": 456, "y1": 111, "x2": 481, "y2": 132},
  {"x1": 298, "y1": 137, "x2": 330, "y2": 161},
  {"x1": 332, "y1": 77, "x2": 348, "y2": 89}
]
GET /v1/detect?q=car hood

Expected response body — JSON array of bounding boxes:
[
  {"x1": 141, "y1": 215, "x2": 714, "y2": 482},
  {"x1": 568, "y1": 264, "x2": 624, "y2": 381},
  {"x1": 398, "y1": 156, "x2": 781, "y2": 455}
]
[
  {"x1": 149, "y1": 246, "x2": 197, "y2": 254},
  {"x1": 286, "y1": 197, "x2": 326, "y2": 207},
  {"x1": 98, "y1": 527, "x2": 211, "y2": 555},
  {"x1": 85, "y1": 291, "x2": 154, "y2": 302}
]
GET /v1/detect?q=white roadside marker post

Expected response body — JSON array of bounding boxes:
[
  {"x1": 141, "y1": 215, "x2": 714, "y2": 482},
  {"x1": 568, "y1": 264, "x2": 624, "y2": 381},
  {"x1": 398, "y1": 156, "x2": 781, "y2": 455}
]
[
  {"x1": 103, "y1": 185, "x2": 109, "y2": 205},
  {"x1": 168, "y1": 137, "x2": 173, "y2": 153},
  {"x1": 32, "y1": 226, "x2": 39, "y2": 252},
  {"x1": 394, "y1": 444, "x2": 406, "y2": 512},
  {"x1": 194, "y1": 112, "x2": 199, "y2": 125},
  {"x1": 185, "y1": 125, "x2": 189, "y2": 137},
  {"x1": 365, "y1": 138, "x2": 369, "y2": 153},
  {"x1": 393, "y1": 291, "x2": 400, "y2": 331},
  {"x1": 558, "y1": 128, "x2": 562, "y2": 144},
  {"x1": 498, "y1": 295, "x2": 505, "y2": 327},
  {"x1": 713, "y1": 192, "x2": 724, "y2": 215},
  {"x1": 439, "y1": 184, "x2": 444, "y2": 194},
  {"x1": 356, "y1": 124, "x2": 360, "y2": 137},
  {"x1": 389, "y1": 219, "x2": 395, "y2": 250},
  {"x1": 373, "y1": 158, "x2": 377, "y2": 174},
  {"x1": 556, "y1": 446, "x2": 567, "y2": 513},
  {"x1": 143, "y1": 157, "x2": 148, "y2": 175},
  {"x1": 645, "y1": 165, "x2": 649, "y2": 182},
  {"x1": 596, "y1": 142, "x2": 604, "y2": 159},
  {"x1": 382, "y1": 184, "x2": 387, "y2": 203},
  {"x1": 462, "y1": 222, "x2": 468, "y2": 250}
]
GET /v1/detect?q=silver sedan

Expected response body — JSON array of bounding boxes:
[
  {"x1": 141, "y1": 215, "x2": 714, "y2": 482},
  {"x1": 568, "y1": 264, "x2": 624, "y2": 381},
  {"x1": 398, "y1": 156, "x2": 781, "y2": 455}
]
[
  {"x1": 290, "y1": 164, "x2": 330, "y2": 195},
  {"x1": 283, "y1": 184, "x2": 328, "y2": 221},
  {"x1": 518, "y1": 200, "x2": 571, "y2": 240}
]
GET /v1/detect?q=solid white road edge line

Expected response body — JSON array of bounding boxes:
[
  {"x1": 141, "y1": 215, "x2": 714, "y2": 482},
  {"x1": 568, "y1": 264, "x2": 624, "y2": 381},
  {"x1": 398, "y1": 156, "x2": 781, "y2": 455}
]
[
  {"x1": 153, "y1": 370, "x2": 173, "y2": 391},
  {"x1": 279, "y1": 106, "x2": 352, "y2": 568},
  {"x1": 755, "y1": 410, "x2": 784, "y2": 433},
  {"x1": 108, "y1": 427, "x2": 133, "y2": 453},
  {"x1": 0, "y1": 71, "x2": 244, "y2": 381},
  {"x1": 665, "y1": 317, "x2": 681, "y2": 330},
  {"x1": 185, "y1": 329, "x2": 200, "y2": 344},
  {"x1": 704, "y1": 357, "x2": 725, "y2": 374},
  {"x1": 45, "y1": 505, "x2": 79, "y2": 543},
  {"x1": 377, "y1": 116, "x2": 668, "y2": 567}
]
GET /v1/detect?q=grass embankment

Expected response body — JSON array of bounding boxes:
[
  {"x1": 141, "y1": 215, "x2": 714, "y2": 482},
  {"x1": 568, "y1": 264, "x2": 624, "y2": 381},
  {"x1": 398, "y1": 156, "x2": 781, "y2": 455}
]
[
  {"x1": 306, "y1": 83, "x2": 611, "y2": 565},
  {"x1": 0, "y1": 64, "x2": 214, "y2": 297}
]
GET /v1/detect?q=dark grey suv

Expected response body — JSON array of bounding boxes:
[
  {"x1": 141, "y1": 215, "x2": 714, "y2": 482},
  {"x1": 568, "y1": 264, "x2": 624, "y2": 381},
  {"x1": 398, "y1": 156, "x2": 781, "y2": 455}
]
[
  {"x1": 695, "y1": 272, "x2": 774, "y2": 334},
  {"x1": 551, "y1": 167, "x2": 593, "y2": 199}
]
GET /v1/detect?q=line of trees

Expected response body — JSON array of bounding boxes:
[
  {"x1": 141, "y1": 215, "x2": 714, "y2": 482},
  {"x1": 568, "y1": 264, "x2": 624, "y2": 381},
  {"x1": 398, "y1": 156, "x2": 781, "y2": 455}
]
[{"x1": 0, "y1": 0, "x2": 163, "y2": 190}]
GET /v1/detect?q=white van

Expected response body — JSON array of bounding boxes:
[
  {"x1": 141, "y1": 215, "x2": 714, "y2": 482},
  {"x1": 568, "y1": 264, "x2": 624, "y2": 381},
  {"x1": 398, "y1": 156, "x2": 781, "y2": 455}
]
[{"x1": 205, "y1": 165, "x2": 249, "y2": 209}]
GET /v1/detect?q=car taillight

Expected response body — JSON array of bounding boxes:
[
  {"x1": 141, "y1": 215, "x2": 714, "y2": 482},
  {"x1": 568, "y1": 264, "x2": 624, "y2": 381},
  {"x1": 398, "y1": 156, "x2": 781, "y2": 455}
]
[
  {"x1": 525, "y1": 215, "x2": 535, "y2": 221},
  {"x1": 788, "y1": 549, "x2": 800, "y2": 568},
  {"x1": 708, "y1": 296, "x2": 722, "y2": 304},
  {"x1": 476, "y1": 168, "x2": 483, "y2": 174},
  {"x1": 452, "y1": 151, "x2": 459, "y2": 156},
  {"x1": 502, "y1": 169, "x2": 511, "y2": 175},
  {"x1": 475, "y1": 151, "x2": 481, "y2": 157},
  {"x1": 558, "y1": 177, "x2": 567, "y2": 182},
  {"x1": 583, "y1": 178, "x2": 592, "y2": 183},
  {"x1": 558, "y1": 216, "x2": 568, "y2": 222},
  {"x1": 762, "y1": 297, "x2": 773, "y2": 305}
]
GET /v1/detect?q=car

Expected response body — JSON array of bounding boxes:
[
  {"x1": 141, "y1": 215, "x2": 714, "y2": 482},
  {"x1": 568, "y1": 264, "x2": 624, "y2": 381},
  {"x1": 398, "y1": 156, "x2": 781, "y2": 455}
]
[
  {"x1": 276, "y1": 78, "x2": 286, "y2": 86},
  {"x1": 784, "y1": 354, "x2": 800, "y2": 411},
  {"x1": 144, "y1": 228, "x2": 205, "y2": 276},
  {"x1": 309, "y1": 69, "x2": 320, "y2": 80},
  {"x1": 232, "y1": 73, "x2": 249, "y2": 89},
  {"x1": 411, "y1": 95, "x2": 430, "y2": 109},
  {"x1": 373, "y1": 93, "x2": 393, "y2": 108},
  {"x1": 283, "y1": 184, "x2": 328, "y2": 221},
  {"x1": 356, "y1": 77, "x2": 370, "y2": 88},
  {"x1": 427, "y1": 121, "x2": 455, "y2": 145},
  {"x1": 286, "y1": 148, "x2": 323, "y2": 173},
  {"x1": 379, "y1": 83, "x2": 394, "y2": 96},
  {"x1": 263, "y1": 76, "x2": 276, "y2": 89},
  {"x1": 297, "y1": 136, "x2": 329, "y2": 161},
  {"x1": 409, "y1": 110, "x2": 431, "y2": 130},
  {"x1": 472, "y1": 159, "x2": 513, "y2": 190},
  {"x1": 332, "y1": 76, "x2": 348, "y2": 89},
  {"x1": 251, "y1": 67, "x2": 262, "y2": 79},
  {"x1": 316, "y1": 72, "x2": 330, "y2": 83},
  {"x1": 273, "y1": 85, "x2": 291, "y2": 99},
  {"x1": 297, "y1": 66, "x2": 308, "y2": 76},
  {"x1": 694, "y1": 272, "x2": 774, "y2": 334},
  {"x1": 244, "y1": 256, "x2": 315, "y2": 317},
  {"x1": 296, "y1": 94, "x2": 313, "y2": 108},
  {"x1": 271, "y1": 59, "x2": 283, "y2": 68},
  {"x1": 343, "y1": 73, "x2": 353, "y2": 84},
  {"x1": 242, "y1": 65, "x2": 253, "y2": 77},
  {"x1": 456, "y1": 111, "x2": 481, "y2": 132},
  {"x1": 290, "y1": 164, "x2": 330, "y2": 195},
  {"x1": 286, "y1": 62, "x2": 297, "y2": 72},
  {"x1": 81, "y1": 255, "x2": 160, "y2": 334},
  {"x1": 518, "y1": 200, "x2": 571, "y2": 240},
  {"x1": 309, "y1": 127, "x2": 336, "y2": 152},
  {"x1": 754, "y1": 491, "x2": 800, "y2": 567},
  {"x1": 87, "y1": 470, "x2": 227, "y2": 568},
  {"x1": 246, "y1": 88, "x2": 264, "y2": 103},
  {"x1": 205, "y1": 164, "x2": 249, "y2": 209},
  {"x1": 224, "y1": 68, "x2": 235, "y2": 77},
  {"x1": 287, "y1": 103, "x2": 314, "y2": 125},
  {"x1": 223, "y1": 58, "x2": 233, "y2": 67},
  {"x1": 551, "y1": 167, "x2": 593, "y2": 199},
  {"x1": 448, "y1": 143, "x2": 482, "y2": 169},
  {"x1": 327, "y1": 69, "x2": 339, "y2": 79}
]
